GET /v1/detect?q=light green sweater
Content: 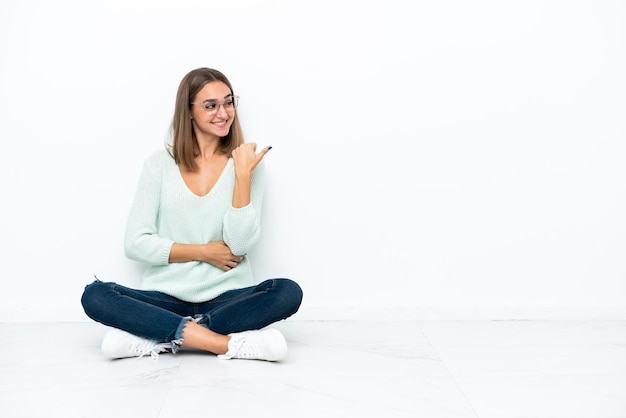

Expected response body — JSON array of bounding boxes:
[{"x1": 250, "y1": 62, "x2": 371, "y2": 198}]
[{"x1": 124, "y1": 148, "x2": 265, "y2": 302}]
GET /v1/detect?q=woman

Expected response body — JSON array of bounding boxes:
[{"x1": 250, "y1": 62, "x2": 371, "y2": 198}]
[{"x1": 81, "y1": 68, "x2": 303, "y2": 361}]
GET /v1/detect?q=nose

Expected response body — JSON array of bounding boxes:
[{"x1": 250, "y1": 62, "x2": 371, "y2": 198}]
[{"x1": 215, "y1": 103, "x2": 229, "y2": 118}]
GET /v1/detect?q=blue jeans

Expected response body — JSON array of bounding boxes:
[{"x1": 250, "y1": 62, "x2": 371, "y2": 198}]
[{"x1": 81, "y1": 278, "x2": 303, "y2": 348}]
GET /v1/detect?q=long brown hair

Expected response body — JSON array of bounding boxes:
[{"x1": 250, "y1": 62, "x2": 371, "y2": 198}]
[{"x1": 169, "y1": 68, "x2": 244, "y2": 171}]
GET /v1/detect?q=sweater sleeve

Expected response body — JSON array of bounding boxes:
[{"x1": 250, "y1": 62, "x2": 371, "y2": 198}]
[
  {"x1": 223, "y1": 159, "x2": 266, "y2": 256},
  {"x1": 124, "y1": 153, "x2": 174, "y2": 265}
]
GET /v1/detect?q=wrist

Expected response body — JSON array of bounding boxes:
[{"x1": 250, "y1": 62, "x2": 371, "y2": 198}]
[{"x1": 235, "y1": 172, "x2": 252, "y2": 183}]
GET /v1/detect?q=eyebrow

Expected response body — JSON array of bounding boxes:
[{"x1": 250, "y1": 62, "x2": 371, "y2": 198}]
[{"x1": 200, "y1": 93, "x2": 234, "y2": 103}]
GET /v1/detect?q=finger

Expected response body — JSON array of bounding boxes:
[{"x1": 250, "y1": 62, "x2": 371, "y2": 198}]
[
  {"x1": 257, "y1": 145, "x2": 272, "y2": 160},
  {"x1": 236, "y1": 143, "x2": 256, "y2": 153},
  {"x1": 225, "y1": 259, "x2": 240, "y2": 269}
]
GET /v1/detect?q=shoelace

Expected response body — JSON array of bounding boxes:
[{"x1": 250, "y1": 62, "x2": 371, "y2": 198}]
[
  {"x1": 218, "y1": 335, "x2": 257, "y2": 360},
  {"x1": 134, "y1": 341, "x2": 170, "y2": 360}
]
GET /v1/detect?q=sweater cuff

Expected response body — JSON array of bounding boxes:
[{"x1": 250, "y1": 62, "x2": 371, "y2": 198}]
[{"x1": 159, "y1": 240, "x2": 175, "y2": 265}]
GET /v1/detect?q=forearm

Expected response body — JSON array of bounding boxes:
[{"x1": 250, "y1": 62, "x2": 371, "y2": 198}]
[
  {"x1": 231, "y1": 143, "x2": 269, "y2": 208},
  {"x1": 168, "y1": 243, "x2": 206, "y2": 263},
  {"x1": 231, "y1": 173, "x2": 252, "y2": 208},
  {"x1": 169, "y1": 241, "x2": 243, "y2": 271},
  {"x1": 224, "y1": 160, "x2": 265, "y2": 256}
]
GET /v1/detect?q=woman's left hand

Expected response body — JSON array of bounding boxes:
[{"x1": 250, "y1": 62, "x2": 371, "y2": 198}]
[{"x1": 232, "y1": 143, "x2": 270, "y2": 178}]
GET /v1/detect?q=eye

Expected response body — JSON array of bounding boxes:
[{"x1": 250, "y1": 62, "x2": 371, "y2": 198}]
[
  {"x1": 224, "y1": 99, "x2": 234, "y2": 107},
  {"x1": 203, "y1": 102, "x2": 217, "y2": 110}
]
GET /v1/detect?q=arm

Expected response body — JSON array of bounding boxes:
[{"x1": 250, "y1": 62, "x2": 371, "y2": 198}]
[
  {"x1": 224, "y1": 144, "x2": 270, "y2": 256},
  {"x1": 231, "y1": 144, "x2": 271, "y2": 208},
  {"x1": 124, "y1": 155, "x2": 174, "y2": 265},
  {"x1": 168, "y1": 241, "x2": 243, "y2": 271}
]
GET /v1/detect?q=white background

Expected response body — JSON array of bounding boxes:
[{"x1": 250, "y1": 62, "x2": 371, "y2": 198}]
[{"x1": 1, "y1": 0, "x2": 625, "y2": 321}]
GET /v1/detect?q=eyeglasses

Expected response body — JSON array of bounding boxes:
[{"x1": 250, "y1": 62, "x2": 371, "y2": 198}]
[{"x1": 190, "y1": 96, "x2": 239, "y2": 114}]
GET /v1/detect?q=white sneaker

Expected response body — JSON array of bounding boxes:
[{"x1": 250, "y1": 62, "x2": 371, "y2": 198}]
[
  {"x1": 218, "y1": 328, "x2": 288, "y2": 361},
  {"x1": 101, "y1": 328, "x2": 170, "y2": 360}
]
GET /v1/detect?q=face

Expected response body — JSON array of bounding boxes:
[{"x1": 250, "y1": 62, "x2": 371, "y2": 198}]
[{"x1": 190, "y1": 81, "x2": 235, "y2": 141}]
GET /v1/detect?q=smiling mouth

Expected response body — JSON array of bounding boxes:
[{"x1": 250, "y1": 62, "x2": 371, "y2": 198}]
[{"x1": 212, "y1": 120, "x2": 229, "y2": 128}]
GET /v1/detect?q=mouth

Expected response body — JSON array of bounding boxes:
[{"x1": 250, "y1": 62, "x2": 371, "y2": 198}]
[{"x1": 211, "y1": 120, "x2": 229, "y2": 129}]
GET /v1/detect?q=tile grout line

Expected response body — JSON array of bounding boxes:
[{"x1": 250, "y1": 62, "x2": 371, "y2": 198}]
[
  {"x1": 154, "y1": 354, "x2": 186, "y2": 418},
  {"x1": 418, "y1": 321, "x2": 482, "y2": 418}
]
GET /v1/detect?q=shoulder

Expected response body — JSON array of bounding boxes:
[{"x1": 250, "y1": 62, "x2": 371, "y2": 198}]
[{"x1": 144, "y1": 147, "x2": 176, "y2": 170}]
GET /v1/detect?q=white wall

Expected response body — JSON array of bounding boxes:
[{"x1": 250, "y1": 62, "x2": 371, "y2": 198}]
[{"x1": 1, "y1": 0, "x2": 625, "y2": 321}]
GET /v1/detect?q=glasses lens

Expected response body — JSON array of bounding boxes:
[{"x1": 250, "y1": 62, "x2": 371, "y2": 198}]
[
  {"x1": 229, "y1": 96, "x2": 238, "y2": 110},
  {"x1": 203, "y1": 102, "x2": 218, "y2": 112}
]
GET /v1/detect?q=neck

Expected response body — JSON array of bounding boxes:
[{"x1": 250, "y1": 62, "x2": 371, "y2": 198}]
[{"x1": 196, "y1": 136, "x2": 222, "y2": 161}]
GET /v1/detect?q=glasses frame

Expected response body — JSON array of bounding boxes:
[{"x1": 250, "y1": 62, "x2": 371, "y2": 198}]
[{"x1": 190, "y1": 95, "x2": 239, "y2": 114}]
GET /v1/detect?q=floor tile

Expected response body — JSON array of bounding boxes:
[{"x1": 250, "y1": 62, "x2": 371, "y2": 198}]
[
  {"x1": 419, "y1": 320, "x2": 626, "y2": 346},
  {"x1": 454, "y1": 375, "x2": 626, "y2": 418},
  {"x1": 432, "y1": 343, "x2": 626, "y2": 377}
]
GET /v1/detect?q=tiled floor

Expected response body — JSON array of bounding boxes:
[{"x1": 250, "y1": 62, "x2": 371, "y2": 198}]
[{"x1": 1, "y1": 320, "x2": 625, "y2": 418}]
